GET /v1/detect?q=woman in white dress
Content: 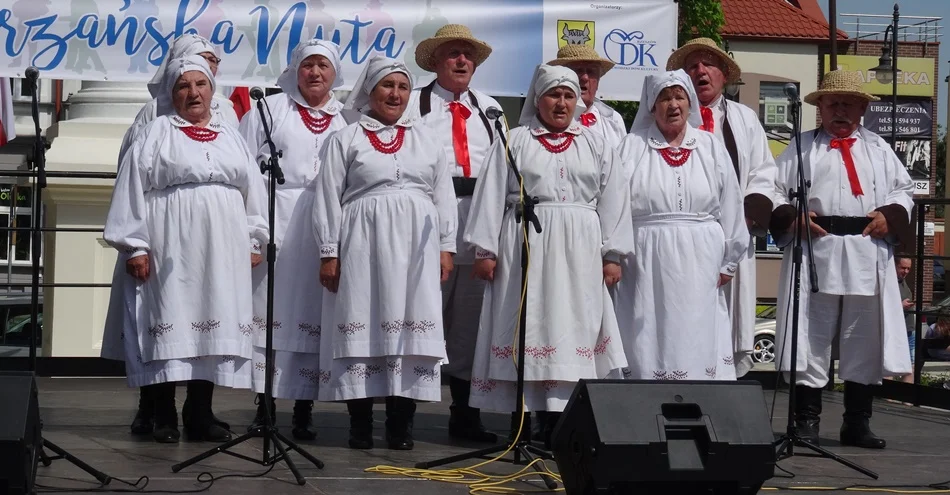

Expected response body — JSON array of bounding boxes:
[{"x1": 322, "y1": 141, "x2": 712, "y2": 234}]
[
  {"x1": 464, "y1": 64, "x2": 632, "y2": 447},
  {"x1": 239, "y1": 39, "x2": 349, "y2": 441},
  {"x1": 613, "y1": 70, "x2": 748, "y2": 382},
  {"x1": 313, "y1": 56, "x2": 457, "y2": 450},
  {"x1": 104, "y1": 55, "x2": 268, "y2": 443}
]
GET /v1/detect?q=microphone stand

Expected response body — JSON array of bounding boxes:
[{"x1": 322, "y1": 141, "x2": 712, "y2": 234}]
[
  {"x1": 172, "y1": 94, "x2": 323, "y2": 484},
  {"x1": 415, "y1": 117, "x2": 557, "y2": 491},
  {"x1": 771, "y1": 93, "x2": 877, "y2": 479},
  {"x1": 23, "y1": 70, "x2": 113, "y2": 485}
]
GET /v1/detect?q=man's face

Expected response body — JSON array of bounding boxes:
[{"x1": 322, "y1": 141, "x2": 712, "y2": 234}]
[
  {"x1": 683, "y1": 50, "x2": 726, "y2": 107},
  {"x1": 896, "y1": 258, "x2": 912, "y2": 281},
  {"x1": 567, "y1": 62, "x2": 601, "y2": 108},
  {"x1": 433, "y1": 40, "x2": 476, "y2": 93},
  {"x1": 818, "y1": 94, "x2": 868, "y2": 138}
]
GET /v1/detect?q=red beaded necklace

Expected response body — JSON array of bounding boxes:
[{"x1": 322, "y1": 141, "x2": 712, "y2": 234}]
[
  {"x1": 537, "y1": 133, "x2": 574, "y2": 154},
  {"x1": 297, "y1": 104, "x2": 334, "y2": 134},
  {"x1": 364, "y1": 127, "x2": 406, "y2": 154},
  {"x1": 179, "y1": 126, "x2": 219, "y2": 142},
  {"x1": 658, "y1": 147, "x2": 691, "y2": 167}
]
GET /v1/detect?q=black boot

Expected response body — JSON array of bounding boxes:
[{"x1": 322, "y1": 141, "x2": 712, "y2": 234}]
[
  {"x1": 247, "y1": 393, "x2": 276, "y2": 432},
  {"x1": 448, "y1": 377, "x2": 497, "y2": 443},
  {"x1": 183, "y1": 380, "x2": 231, "y2": 442},
  {"x1": 840, "y1": 381, "x2": 886, "y2": 449},
  {"x1": 794, "y1": 385, "x2": 822, "y2": 447},
  {"x1": 532, "y1": 411, "x2": 548, "y2": 443},
  {"x1": 347, "y1": 398, "x2": 374, "y2": 449},
  {"x1": 183, "y1": 397, "x2": 230, "y2": 430},
  {"x1": 508, "y1": 412, "x2": 531, "y2": 443},
  {"x1": 385, "y1": 396, "x2": 416, "y2": 450},
  {"x1": 292, "y1": 400, "x2": 317, "y2": 440},
  {"x1": 130, "y1": 387, "x2": 154, "y2": 435},
  {"x1": 542, "y1": 412, "x2": 561, "y2": 450},
  {"x1": 148, "y1": 382, "x2": 180, "y2": 443}
]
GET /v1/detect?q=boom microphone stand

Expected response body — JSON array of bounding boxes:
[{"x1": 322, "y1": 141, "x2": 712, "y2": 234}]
[
  {"x1": 23, "y1": 67, "x2": 113, "y2": 485},
  {"x1": 771, "y1": 84, "x2": 877, "y2": 479},
  {"x1": 172, "y1": 88, "x2": 324, "y2": 484},
  {"x1": 415, "y1": 111, "x2": 557, "y2": 490}
]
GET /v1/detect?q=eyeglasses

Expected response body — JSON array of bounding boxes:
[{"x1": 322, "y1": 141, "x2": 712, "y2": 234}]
[{"x1": 202, "y1": 54, "x2": 222, "y2": 66}]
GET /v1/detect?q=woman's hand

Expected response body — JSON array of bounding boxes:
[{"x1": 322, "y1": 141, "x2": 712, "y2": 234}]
[
  {"x1": 320, "y1": 258, "x2": 340, "y2": 293},
  {"x1": 251, "y1": 253, "x2": 263, "y2": 267},
  {"x1": 473, "y1": 258, "x2": 496, "y2": 281},
  {"x1": 126, "y1": 255, "x2": 150, "y2": 282},
  {"x1": 440, "y1": 252, "x2": 454, "y2": 282},
  {"x1": 603, "y1": 260, "x2": 621, "y2": 286},
  {"x1": 718, "y1": 273, "x2": 734, "y2": 287}
]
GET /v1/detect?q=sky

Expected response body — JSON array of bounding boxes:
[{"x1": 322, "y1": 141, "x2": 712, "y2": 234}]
[{"x1": 819, "y1": 0, "x2": 950, "y2": 128}]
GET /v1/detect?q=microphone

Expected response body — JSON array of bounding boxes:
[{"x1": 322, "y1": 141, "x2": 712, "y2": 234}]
[
  {"x1": 485, "y1": 107, "x2": 504, "y2": 120},
  {"x1": 249, "y1": 87, "x2": 265, "y2": 101},
  {"x1": 783, "y1": 82, "x2": 799, "y2": 102},
  {"x1": 25, "y1": 66, "x2": 39, "y2": 80}
]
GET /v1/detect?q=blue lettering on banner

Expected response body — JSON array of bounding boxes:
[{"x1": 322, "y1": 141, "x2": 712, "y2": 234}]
[
  {"x1": 602, "y1": 29, "x2": 658, "y2": 68},
  {"x1": 0, "y1": 0, "x2": 405, "y2": 71}
]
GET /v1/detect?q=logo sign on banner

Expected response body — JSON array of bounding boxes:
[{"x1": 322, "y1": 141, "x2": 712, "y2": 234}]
[
  {"x1": 0, "y1": 0, "x2": 676, "y2": 101},
  {"x1": 824, "y1": 55, "x2": 936, "y2": 97},
  {"x1": 863, "y1": 99, "x2": 933, "y2": 138},
  {"x1": 893, "y1": 139, "x2": 931, "y2": 196}
]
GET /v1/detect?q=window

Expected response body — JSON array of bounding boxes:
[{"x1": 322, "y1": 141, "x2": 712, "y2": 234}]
[
  {"x1": 0, "y1": 185, "x2": 38, "y2": 264},
  {"x1": 758, "y1": 82, "x2": 796, "y2": 141}
]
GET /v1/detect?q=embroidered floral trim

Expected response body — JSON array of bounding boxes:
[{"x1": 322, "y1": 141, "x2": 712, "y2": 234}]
[
  {"x1": 254, "y1": 362, "x2": 280, "y2": 376},
  {"x1": 381, "y1": 320, "x2": 436, "y2": 334},
  {"x1": 472, "y1": 377, "x2": 498, "y2": 393},
  {"x1": 299, "y1": 323, "x2": 321, "y2": 337},
  {"x1": 299, "y1": 368, "x2": 319, "y2": 384},
  {"x1": 474, "y1": 248, "x2": 495, "y2": 259},
  {"x1": 491, "y1": 345, "x2": 513, "y2": 359},
  {"x1": 192, "y1": 320, "x2": 221, "y2": 333},
  {"x1": 222, "y1": 355, "x2": 237, "y2": 363},
  {"x1": 541, "y1": 380, "x2": 558, "y2": 391},
  {"x1": 320, "y1": 245, "x2": 337, "y2": 257},
  {"x1": 621, "y1": 368, "x2": 633, "y2": 378},
  {"x1": 653, "y1": 370, "x2": 688, "y2": 380},
  {"x1": 239, "y1": 324, "x2": 253, "y2": 337},
  {"x1": 413, "y1": 366, "x2": 438, "y2": 382},
  {"x1": 576, "y1": 347, "x2": 594, "y2": 360},
  {"x1": 338, "y1": 322, "x2": 366, "y2": 335},
  {"x1": 318, "y1": 370, "x2": 331, "y2": 384},
  {"x1": 148, "y1": 323, "x2": 173, "y2": 338},
  {"x1": 346, "y1": 363, "x2": 382, "y2": 378},
  {"x1": 525, "y1": 345, "x2": 557, "y2": 359},
  {"x1": 253, "y1": 316, "x2": 266, "y2": 330},
  {"x1": 594, "y1": 336, "x2": 611, "y2": 355},
  {"x1": 706, "y1": 367, "x2": 717, "y2": 378},
  {"x1": 722, "y1": 355, "x2": 734, "y2": 366},
  {"x1": 387, "y1": 360, "x2": 402, "y2": 374}
]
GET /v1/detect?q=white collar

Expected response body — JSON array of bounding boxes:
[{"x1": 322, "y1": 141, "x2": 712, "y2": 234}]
[
  {"x1": 431, "y1": 81, "x2": 472, "y2": 104},
  {"x1": 528, "y1": 116, "x2": 583, "y2": 136},
  {"x1": 581, "y1": 103, "x2": 600, "y2": 117},
  {"x1": 358, "y1": 112, "x2": 414, "y2": 131},
  {"x1": 298, "y1": 96, "x2": 343, "y2": 116},
  {"x1": 169, "y1": 113, "x2": 224, "y2": 131},
  {"x1": 647, "y1": 124, "x2": 698, "y2": 150},
  {"x1": 703, "y1": 94, "x2": 725, "y2": 110}
]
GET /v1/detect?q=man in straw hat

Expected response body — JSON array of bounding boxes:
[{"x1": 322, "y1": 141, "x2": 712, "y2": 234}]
[
  {"x1": 769, "y1": 69, "x2": 913, "y2": 449},
  {"x1": 407, "y1": 23, "x2": 502, "y2": 444},
  {"x1": 667, "y1": 37, "x2": 778, "y2": 379},
  {"x1": 547, "y1": 44, "x2": 626, "y2": 147}
]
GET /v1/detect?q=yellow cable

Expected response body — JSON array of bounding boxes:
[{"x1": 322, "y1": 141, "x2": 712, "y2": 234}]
[
  {"x1": 761, "y1": 487, "x2": 950, "y2": 494},
  {"x1": 365, "y1": 127, "x2": 563, "y2": 494}
]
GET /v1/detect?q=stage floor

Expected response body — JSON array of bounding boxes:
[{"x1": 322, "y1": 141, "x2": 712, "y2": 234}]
[{"x1": 30, "y1": 377, "x2": 950, "y2": 494}]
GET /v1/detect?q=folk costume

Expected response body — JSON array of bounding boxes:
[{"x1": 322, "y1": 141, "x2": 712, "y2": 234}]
[
  {"x1": 103, "y1": 56, "x2": 268, "y2": 443},
  {"x1": 313, "y1": 56, "x2": 457, "y2": 450},
  {"x1": 614, "y1": 70, "x2": 748, "y2": 382},
  {"x1": 406, "y1": 23, "x2": 501, "y2": 443},
  {"x1": 771, "y1": 70, "x2": 913, "y2": 449},
  {"x1": 548, "y1": 44, "x2": 627, "y2": 148},
  {"x1": 239, "y1": 40, "x2": 349, "y2": 440},
  {"x1": 666, "y1": 38, "x2": 778, "y2": 376},
  {"x1": 464, "y1": 65, "x2": 631, "y2": 427}
]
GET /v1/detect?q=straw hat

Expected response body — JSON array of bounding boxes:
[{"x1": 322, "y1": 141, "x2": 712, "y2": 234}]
[
  {"x1": 547, "y1": 44, "x2": 615, "y2": 77},
  {"x1": 665, "y1": 37, "x2": 741, "y2": 84},
  {"x1": 804, "y1": 70, "x2": 879, "y2": 106},
  {"x1": 414, "y1": 24, "x2": 492, "y2": 72}
]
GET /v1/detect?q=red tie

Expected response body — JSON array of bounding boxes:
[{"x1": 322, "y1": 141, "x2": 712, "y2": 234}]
[
  {"x1": 700, "y1": 106, "x2": 714, "y2": 133},
  {"x1": 830, "y1": 137, "x2": 864, "y2": 196},
  {"x1": 448, "y1": 101, "x2": 472, "y2": 177},
  {"x1": 580, "y1": 112, "x2": 597, "y2": 127}
]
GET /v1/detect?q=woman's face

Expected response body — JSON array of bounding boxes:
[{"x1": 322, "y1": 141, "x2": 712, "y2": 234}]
[
  {"x1": 537, "y1": 86, "x2": 577, "y2": 131},
  {"x1": 172, "y1": 70, "x2": 213, "y2": 123},
  {"x1": 297, "y1": 54, "x2": 336, "y2": 106},
  {"x1": 368, "y1": 72, "x2": 411, "y2": 125},
  {"x1": 652, "y1": 85, "x2": 690, "y2": 136}
]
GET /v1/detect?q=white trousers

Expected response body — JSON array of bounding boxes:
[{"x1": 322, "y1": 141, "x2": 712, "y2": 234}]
[
  {"x1": 784, "y1": 292, "x2": 884, "y2": 388},
  {"x1": 441, "y1": 264, "x2": 485, "y2": 380}
]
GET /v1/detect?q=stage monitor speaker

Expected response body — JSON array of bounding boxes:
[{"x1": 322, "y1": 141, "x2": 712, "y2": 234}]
[
  {"x1": 0, "y1": 371, "x2": 41, "y2": 495},
  {"x1": 551, "y1": 379, "x2": 775, "y2": 495}
]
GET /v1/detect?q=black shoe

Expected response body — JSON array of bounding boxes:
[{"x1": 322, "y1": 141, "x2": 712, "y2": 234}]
[
  {"x1": 385, "y1": 396, "x2": 416, "y2": 450},
  {"x1": 131, "y1": 387, "x2": 154, "y2": 436},
  {"x1": 447, "y1": 377, "x2": 497, "y2": 443},
  {"x1": 840, "y1": 382, "x2": 886, "y2": 449},
  {"x1": 793, "y1": 385, "x2": 822, "y2": 447},
  {"x1": 542, "y1": 412, "x2": 561, "y2": 450},
  {"x1": 247, "y1": 393, "x2": 276, "y2": 433},
  {"x1": 148, "y1": 382, "x2": 179, "y2": 443},
  {"x1": 347, "y1": 398, "x2": 374, "y2": 449},
  {"x1": 183, "y1": 380, "x2": 232, "y2": 442},
  {"x1": 182, "y1": 397, "x2": 231, "y2": 431},
  {"x1": 292, "y1": 400, "x2": 317, "y2": 440}
]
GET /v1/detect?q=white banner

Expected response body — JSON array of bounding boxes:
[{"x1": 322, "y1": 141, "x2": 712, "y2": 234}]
[{"x1": 0, "y1": 0, "x2": 675, "y2": 101}]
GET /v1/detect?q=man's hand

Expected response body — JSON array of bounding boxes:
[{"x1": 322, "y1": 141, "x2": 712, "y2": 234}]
[
  {"x1": 718, "y1": 273, "x2": 733, "y2": 287},
  {"x1": 902, "y1": 298, "x2": 914, "y2": 310},
  {"x1": 320, "y1": 258, "x2": 340, "y2": 293},
  {"x1": 863, "y1": 210, "x2": 890, "y2": 239},
  {"x1": 440, "y1": 252, "x2": 454, "y2": 282},
  {"x1": 603, "y1": 260, "x2": 621, "y2": 286},
  {"x1": 791, "y1": 211, "x2": 827, "y2": 239},
  {"x1": 473, "y1": 258, "x2": 496, "y2": 281},
  {"x1": 126, "y1": 255, "x2": 150, "y2": 282},
  {"x1": 251, "y1": 253, "x2": 263, "y2": 267}
]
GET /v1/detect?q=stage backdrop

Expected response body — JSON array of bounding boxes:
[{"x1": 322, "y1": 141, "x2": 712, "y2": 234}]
[{"x1": 0, "y1": 0, "x2": 676, "y2": 101}]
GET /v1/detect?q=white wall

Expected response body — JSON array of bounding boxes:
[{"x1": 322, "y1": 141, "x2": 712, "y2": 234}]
[{"x1": 729, "y1": 40, "x2": 820, "y2": 128}]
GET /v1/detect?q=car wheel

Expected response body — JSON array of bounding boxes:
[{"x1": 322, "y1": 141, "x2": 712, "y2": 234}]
[{"x1": 753, "y1": 335, "x2": 775, "y2": 364}]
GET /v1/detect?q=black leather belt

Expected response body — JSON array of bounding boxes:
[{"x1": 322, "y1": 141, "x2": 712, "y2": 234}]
[
  {"x1": 813, "y1": 215, "x2": 871, "y2": 236},
  {"x1": 453, "y1": 177, "x2": 477, "y2": 197}
]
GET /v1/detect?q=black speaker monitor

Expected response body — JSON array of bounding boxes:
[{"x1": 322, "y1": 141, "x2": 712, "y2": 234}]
[
  {"x1": 551, "y1": 379, "x2": 776, "y2": 495},
  {"x1": 0, "y1": 371, "x2": 41, "y2": 495}
]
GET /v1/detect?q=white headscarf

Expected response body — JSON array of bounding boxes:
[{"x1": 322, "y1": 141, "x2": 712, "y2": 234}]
[
  {"x1": 277, "y1": 39, "x2": 344, "y2": 108},
  {"x1": 518, "y1": 64, "x2": 587, "y2": 126},
  {"x1": 629, "y1": 69, "x2": 702, "y2": 133},
  {"x1": 342, "y1": 55, "x2": 413, "y2": 115},
  {"x1": 155, "y1": 55, "x2": 216, "y2": 118},
  {"x1": 148, "y1": 34, "x2": 218, "y2": 98}
]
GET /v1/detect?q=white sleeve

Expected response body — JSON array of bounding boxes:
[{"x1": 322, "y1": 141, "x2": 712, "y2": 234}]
[
  {"x1": 462, "y1": 134, "x2": 510, "y2": 259},
  {"x1": 313, "y1": 134, "x2": 348, "y2": 258},
  {"x1": 431, "y1": 146, "x2": 458, "y2": 252},
  {"x1": 103, "y1": 128, "x2": 154, "y2": 258}
]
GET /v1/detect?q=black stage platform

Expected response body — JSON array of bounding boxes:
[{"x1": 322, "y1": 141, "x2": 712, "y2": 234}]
[{"x1": 27, "y1": 377, "x2": 950, "y2": 494}]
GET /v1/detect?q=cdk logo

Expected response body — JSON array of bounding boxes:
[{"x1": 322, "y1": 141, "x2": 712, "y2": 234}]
[{"x1": 603, "y1": 29, "x2": 658, "y2": 68}]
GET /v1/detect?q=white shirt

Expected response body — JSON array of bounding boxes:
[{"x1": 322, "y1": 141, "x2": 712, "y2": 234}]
[{"x1": 579, "y1": 100, "x2": 627, "y2": 148}]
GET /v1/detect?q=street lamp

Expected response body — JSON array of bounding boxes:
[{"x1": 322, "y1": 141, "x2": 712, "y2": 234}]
[
  {"x1": 871, "y1": 4, "x2": 900, "y2": 150},
  {"x1": 723, "y1": 40, "x2": 745, "y2": 99}
]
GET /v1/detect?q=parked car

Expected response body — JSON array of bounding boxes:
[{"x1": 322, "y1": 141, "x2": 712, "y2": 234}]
[
  {"x1": 753, "y1": 305, "x2": 777, "y2": 364},
  {"x1": 0, "y1": 295, "x2": 43, "y2": 348},
  {"x1": 934, "y1": 259, "x2": 945, "y2": 295}
]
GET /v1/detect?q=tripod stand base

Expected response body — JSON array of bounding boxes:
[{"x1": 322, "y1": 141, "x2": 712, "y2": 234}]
[
  {"x1": 414, "y1": 439, "x2": 558, "y2": 490},
  {"x1": 773, "y1": 434, "x2": 878, "y2": 479},
  {"x1": 171, "y1": 426, "x2": 323, "y2": 485},
  {"x1": 39, "y1": 438, "x2": 113, "y2": 485}
]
